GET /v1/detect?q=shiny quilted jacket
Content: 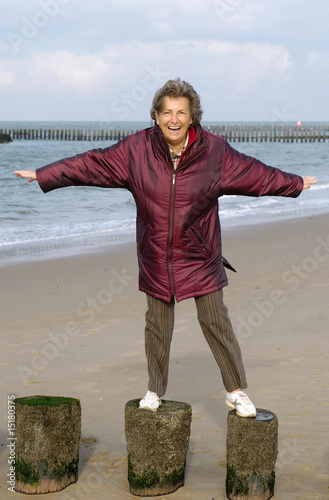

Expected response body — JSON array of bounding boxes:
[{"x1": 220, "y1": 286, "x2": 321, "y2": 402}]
[{"x1": 36, "y1": 124, "x2": 303, "y2": 302}]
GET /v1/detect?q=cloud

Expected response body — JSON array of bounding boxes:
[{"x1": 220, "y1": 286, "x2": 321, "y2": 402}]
[
  {"x1": 0, "y1": 38, "x2": 293, "y2": 101},
  {"x1": 0, "y1": 39, "x2": 292, "y2": 97},
  {"x1": 0, "y1": 51, "x2": 113, "y2": 94},
  {"x1": 0, "y1": 0, "x2": 326, "y2": 121},
  {"x1": 102, "y1": 0, "x2": 206, "y2": 14},
  {"x1": 232, "y1": 43, "x2": 293, "y2": 90},
  {"x1": 31, "y1": 51, "x2": 110, "y2": 93}
]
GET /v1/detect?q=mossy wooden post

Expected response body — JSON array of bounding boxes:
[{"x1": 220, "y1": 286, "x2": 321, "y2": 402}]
[
  {"x1": 0, "y1": 132, "x2": 12, "y2": 143},
  {"x1": 15, "y1": 395, "x2": 81, "y2": 494},
  {"x1": 125, "y1": 399, "x2": 192, "y2": 496},
  {"x1": 226, "y1": 409, "x2": 278, "y2": 500}
]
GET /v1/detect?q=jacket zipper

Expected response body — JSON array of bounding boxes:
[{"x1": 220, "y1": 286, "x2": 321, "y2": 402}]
[
  {"x1": 168, "y1": 171, "x2": 176, "y2": 295},
  {"x1": 167, "y1": 145, "x2": 207, "y2": 296},
  {"x1": 189, "y1": 227, "x2": 211, "y2": 257}
]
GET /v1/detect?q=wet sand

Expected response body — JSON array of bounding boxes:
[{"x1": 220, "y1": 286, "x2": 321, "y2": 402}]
[{"x1": 0, "y1": 214, "x2": 328, "y2": 499}]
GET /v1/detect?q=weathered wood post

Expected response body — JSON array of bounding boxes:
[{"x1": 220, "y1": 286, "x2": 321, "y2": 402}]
[
  {"x1": 226, "y1": 409, "x2": 278, "y2": 500},
  {"x1": 15, "y1": 395, "x2": 81, "y2": 494},
  {"x1": 0, "y1": 132, "x2": 12, "y2": 143},
  {"x1": 125, "y1": 399, "x2": 192, "y2": 497}
]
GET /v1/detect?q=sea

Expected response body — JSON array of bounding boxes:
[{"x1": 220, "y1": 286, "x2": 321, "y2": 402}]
[{"x1": 1, "y1": 120, "x2": 329, "y2": 265}]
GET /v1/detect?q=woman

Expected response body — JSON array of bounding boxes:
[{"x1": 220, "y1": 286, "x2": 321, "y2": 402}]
[{"x1": 15, "y1": 78, "x2": 317, "y2": 416}]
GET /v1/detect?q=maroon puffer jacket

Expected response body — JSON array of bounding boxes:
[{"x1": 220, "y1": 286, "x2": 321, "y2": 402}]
[{"x1": 36, "y1": 124, "x2": 303, "y2": 302}]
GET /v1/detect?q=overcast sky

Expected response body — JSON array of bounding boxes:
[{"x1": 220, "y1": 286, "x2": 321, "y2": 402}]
[{"x1": 0, "y1": 0, "x2": 328, "y2": 122}]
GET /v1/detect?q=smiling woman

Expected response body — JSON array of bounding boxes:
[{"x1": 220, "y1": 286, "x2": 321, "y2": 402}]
[
  {"x1": 155, "y1": 96, "x2": 192, "y2": 154},
  {"x1": 14, "y1": 77, "x2": 317, "y2": 424},
  {"x1": 151, "y1": 79, "x2": 203, "y2": 125},
  {"x1": 150, "y1": 79, "x2": 203, "y2": 155}
]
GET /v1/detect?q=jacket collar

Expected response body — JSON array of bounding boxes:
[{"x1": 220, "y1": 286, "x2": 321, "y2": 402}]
[{"x1": 152, "y1": 122, "x2": 204, "y2": 161}]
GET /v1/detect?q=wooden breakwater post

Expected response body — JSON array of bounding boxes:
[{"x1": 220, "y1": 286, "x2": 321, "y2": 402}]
[
  {"x1": 15, "y1": 395, "x2": 81, "y2": 494},
  {"x1": 0, "y1": 127, "x2": 140, "y2": 141},
  {"x1": 226, "y1": 409, "x2": 278, "y2": 500},
  {"x1": 1, "y1": 124, "x2": 329, "y2": 142},
  {"x1": 0, "y1": 132, "x2": 12, "y2": 143},
  {"x1": 125, "y1": 399, "x2": 192, "y2": 496}
]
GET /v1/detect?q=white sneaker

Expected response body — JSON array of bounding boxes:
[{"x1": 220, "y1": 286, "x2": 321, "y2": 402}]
[
  {"x1": 139, "y1": 391, "x2": 161, "y2": 411},
  {"x1": 226, "y1": 391, "x2": 256, "y2": 418}
]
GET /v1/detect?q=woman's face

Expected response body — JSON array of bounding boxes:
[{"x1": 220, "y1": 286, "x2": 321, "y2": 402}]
[{"x1": 155, "y1": 96, "x2": 192, "y2": 150}]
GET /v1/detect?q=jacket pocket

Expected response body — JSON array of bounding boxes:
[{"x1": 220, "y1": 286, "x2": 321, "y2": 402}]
[
  {"x1": 187, "y1": 227, "x2": 212, "y2": 258},
  {"x1": 140, "y1": 225, "x2": 152, "y2": 252}
]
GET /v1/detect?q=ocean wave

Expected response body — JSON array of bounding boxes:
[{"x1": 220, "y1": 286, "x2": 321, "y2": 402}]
[
  {"x1": 2, "y1": 128, "x2": 329, "y2": 262},
  {"x1": 311, "y1": 182, "x2": 329, "y2": 191},
  {"x1": 0, "y1": 231, "x2": 135, "y2": 249},
  {"x1": 0, "y1": 220, "x2": 136, "y2": 248}
]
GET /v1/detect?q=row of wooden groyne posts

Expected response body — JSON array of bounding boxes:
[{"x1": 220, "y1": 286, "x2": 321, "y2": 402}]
[{"x1": 1, "y1": 123, "x2": 329, "y2": 142}]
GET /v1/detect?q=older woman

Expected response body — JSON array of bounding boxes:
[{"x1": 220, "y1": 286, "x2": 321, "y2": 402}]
[{"x1": 15, "y1": 79, "x2": 317, "y2": 417}]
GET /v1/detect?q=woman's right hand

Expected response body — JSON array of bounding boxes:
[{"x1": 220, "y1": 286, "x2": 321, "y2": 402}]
[{"x1": 14, "y1": 170, "x2": 37, "y2": 183}]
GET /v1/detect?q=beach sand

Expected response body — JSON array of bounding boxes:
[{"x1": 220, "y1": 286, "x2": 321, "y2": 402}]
[{"x1": 0, "y1": 214, "x2": 328, "y2": 499}]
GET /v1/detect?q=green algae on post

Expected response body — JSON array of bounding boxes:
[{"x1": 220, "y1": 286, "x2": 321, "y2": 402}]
[
  {"x1": 15, "y1": 395, "x2": 81, "y2": 494},
  {"x1": 226, "y1": 466, "x2": 276, "y2": 498},
  {"x1": 15, "y1": 395, "x2": 78, "y2": 406},
  {"x1": 226, "y1": 409, "x2": 278, "y2": 500},
  {"x1": 125, "y1": 399, "x2": 192, "y2": 496},
  {"x1": 128, "y1": 455, "x2": 186, "y2": 492}
]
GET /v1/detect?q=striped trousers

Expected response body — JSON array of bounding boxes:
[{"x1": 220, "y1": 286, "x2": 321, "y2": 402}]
[{"x1": 144, "y1": 289, "x2": 247, "y2": 396}]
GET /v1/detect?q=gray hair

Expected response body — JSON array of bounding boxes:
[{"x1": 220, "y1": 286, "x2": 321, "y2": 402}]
[{"x1": 150, "y1": 78, "x2": 203, "y2": 126}]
